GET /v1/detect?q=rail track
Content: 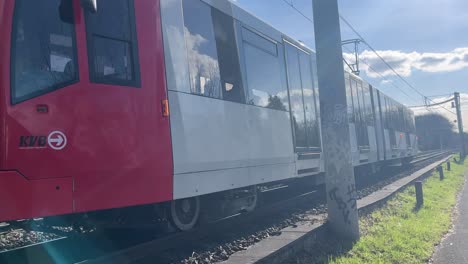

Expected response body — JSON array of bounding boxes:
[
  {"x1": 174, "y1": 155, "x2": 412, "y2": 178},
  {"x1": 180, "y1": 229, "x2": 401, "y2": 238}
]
[{"x1": 0, "y1": 150, "x2": 453, "y2": 264}]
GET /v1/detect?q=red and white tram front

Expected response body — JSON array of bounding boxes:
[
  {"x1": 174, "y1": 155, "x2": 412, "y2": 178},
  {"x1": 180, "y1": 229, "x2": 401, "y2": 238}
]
[{"x1": 0, "y1": 0, "x2": 173, "y2": 222}]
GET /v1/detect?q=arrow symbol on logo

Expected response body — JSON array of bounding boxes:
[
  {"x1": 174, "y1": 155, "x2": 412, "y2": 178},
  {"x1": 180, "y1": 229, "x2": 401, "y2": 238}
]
[
  {"x1": 48, "y1": 131, "x2": 67, "y2": 150},
  {"x1": 49, "y1": 135, "x2": 64, "y2": 146}
]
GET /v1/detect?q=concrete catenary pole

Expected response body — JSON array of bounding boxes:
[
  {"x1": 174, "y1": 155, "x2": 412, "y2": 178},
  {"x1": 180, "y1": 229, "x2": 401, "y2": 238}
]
[
  {"x1": 312, "y1": 0, "x2": 360, "y2": 240},
  {"x1": 454, "y1": 92, "x2": 465, "y2": 158}
]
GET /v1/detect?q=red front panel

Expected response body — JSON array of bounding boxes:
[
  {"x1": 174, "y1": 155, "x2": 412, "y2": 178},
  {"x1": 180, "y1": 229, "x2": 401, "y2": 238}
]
[
  {"x1": 0, "y1": 0, "x2": 173, "y2": 221},
  {"x1": 0, "y1": 171, "x2": 73, "y2": 221}
]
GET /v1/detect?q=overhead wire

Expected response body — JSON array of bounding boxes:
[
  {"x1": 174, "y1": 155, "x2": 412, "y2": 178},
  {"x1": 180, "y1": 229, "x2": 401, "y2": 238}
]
[
  {"x1": 279, "y1": 0, "x2": 314, "y2": 24},
  {"x1": 342, "y1": 46, "x2": 420, "y2": 103},
  {"x1": 278, "y1": 0, "x2": 457, "y2": 116},
  {"x1": 279, "y1": 0, "x2": 421, "y2": 105},
  {"x1": 339, "y1": 15, "x2": 457, "y2": 116}
]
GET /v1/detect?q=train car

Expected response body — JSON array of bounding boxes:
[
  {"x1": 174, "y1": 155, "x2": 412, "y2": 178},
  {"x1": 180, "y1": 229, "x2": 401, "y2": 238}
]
[
  {"x1": 0, "y1": 0, "x2": 415, "y2": 230},
  {"x1": 160, "y1": 0, "x2": 325, "y2": 229},
  {"x1": 0, "y1": 0, "x2": 325, "y2": 230},
  {"x1": 345, "y1": 72, "x2": 417, "y2": 169}
]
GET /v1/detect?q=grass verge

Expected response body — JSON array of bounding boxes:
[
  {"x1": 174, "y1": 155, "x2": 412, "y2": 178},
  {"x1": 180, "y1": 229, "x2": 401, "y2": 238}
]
[{"x1": 329, "y1": 157, "x2": 466, "y2": 264}]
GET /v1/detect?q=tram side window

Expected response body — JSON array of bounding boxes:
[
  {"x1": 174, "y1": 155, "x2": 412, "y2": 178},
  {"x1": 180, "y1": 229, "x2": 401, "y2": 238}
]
[
  {"x1": 410, "y1": 112, "x2": 416, "y2": 133},
  {"x1": 299, "y1": 51, "x2": 321, "y2": 149},
  {"x1": 351, "y1": 80, "x2": 361, "y2": 124},
  {"x1": 369, "y1": 86, "x2": 376, "y2": 124},
  {"x1": 394, "y1": 104, "x2": 398, "y2": 139},
  {"x1": 345, "y1": 76, "x2": 354, "y2": 122},
  {"x1": 398, "y1": 106, "x2": 402, "y2": 130},
  {"x1": 85, "y1": 0, "x2": 140, "y2": 87},
  {"x1": 364, "y1": 85, "x2": 373, "y2": 124},
  {"x1": 242, "y1": 28, "x2": 288, "y2": 111},
  {"x1": 388, "y1": 99, "x2": 392, "y2": 129},
  {"x1": 388, "y1": 100, "x2": 393, "y2": 130},
  {"x1": 182, "y1": 0, "x2": 222, "y2": 98},
  {"x1": 285, "y1": 43, "x2": 307, "y2": 151},
  {"x1": 360, "y1": 82, "x2": 368, "y2": 124},
  {"x1": 11, "y1": 0, "x2": 78, "y2": 104},
  {"x1": 405, "y1": 110, "x2": 410, "y2": 132},
  {"x1": 212, "y1": 9, "x2": 245, "y2": 103},
  {"x1": 405, "y1": 110, "x2": 409, "y2": 132},
  {"x1": 408, "y1": 111, "x2": 413, "y2": 132},
  {"x1": 385, "y1": 97, "x2": 391, "y2": 129},
  {"x1": 402, "y1": 107, "x2": 406, "y2": 132}
]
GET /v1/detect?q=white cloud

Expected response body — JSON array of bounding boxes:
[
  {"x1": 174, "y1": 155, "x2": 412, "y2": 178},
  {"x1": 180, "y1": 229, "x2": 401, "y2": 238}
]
[{"x1": 344, "y1": 47, "x2": 468, "y2": 78}]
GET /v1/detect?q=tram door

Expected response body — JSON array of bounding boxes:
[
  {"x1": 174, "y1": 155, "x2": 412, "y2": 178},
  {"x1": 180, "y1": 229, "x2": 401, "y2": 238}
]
[{"x1": 284, "y1": 41, "x2": 321, "y2": 154}]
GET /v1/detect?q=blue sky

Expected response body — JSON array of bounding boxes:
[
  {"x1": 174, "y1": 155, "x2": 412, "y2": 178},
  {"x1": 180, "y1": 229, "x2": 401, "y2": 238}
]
[{"x1": 233, "y1": 0, "x2": 468, "y2": 113}]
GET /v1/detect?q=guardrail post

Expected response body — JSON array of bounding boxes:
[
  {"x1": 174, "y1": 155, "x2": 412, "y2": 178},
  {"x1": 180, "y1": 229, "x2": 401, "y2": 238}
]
[
  {"x1": 438, "y1": 166, "x2": 444, "y2": 180},
  {"x1": 415, "y1": 181, "x2": 423, "y2": 208},
  {"x1": 447, "y1": 161, "x2": 451, "y2": 171}
]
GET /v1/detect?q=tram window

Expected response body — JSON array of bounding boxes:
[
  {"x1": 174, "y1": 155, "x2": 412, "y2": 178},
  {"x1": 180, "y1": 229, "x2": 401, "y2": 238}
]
[
  {"x1": 359, "y1": 83, "x2": 366, "y2": 124},
  {"x1": 212, "y1": 8, "x2": 245, "y2": 103},
  {"x1": 396, "y1": 105, "x2": 399, "y2": 131},
  {"x1": 364, "y1": 85, "x2": 373, "y2": 124},
  {"x1": 242, "y1": 28, "x2": 287, "y2": 111},
  {"x1": 386, "y1": 98, "x2": 391, "y2": 129},
  {"x1": 404, "y1": 109, "x2": 408, "y2": 131},
  {"x1": 402, "y1": 109, "x2": 405, "y2": 131},
  {"x1": 352, "y1": 80, "x2": 361, "y2": 124},
  {"x1": 299, "y1": 51, "x2": 320, "y2": 148},
  {"x1": 345, "y1": 76, "x2": 355, "y2": 122},
  {"x1": 85, "y1": 0, "x2": 140, "y2": 87},
  {"x1": 376, "y1": 90, "x2": 382, "y2": 124},
  {"x1": 182, "y1": 0, "x2": 221, "y2": 98},
  {"x1": 360, "y1": 82, "x2": 368, "y2": 124},
  {"x1": 403, "y1": 110, "x2": 406, "y2": 132},
  {"x1": 399, "y1": 106, "x2": 405, "y2": 131},
  {"x1": 394, "y1": 103, "x2": 398, "y2": 130},
  {"x1": 367, "y1": 86, "x2": 373, "y2": 124},
  {"x1": 382, "y1": 96, "x2": 386, "y2": 128},
  {"x1": 409, "y1": 111, "x2": 413, "y2": 132},
  {"x1": 404, "y1": 110, "x2": 409, "y2": 132},
  {"x1": 410, "y1": 112, "x2": 415, "y2": 132},
  {"x1": 369, "y1": 86, "x2": 375, "y2": 124},
  {"x1": 285, "y1": 43, "x2": 307, "y2": 151},
  {"x1": 387, "y1": 99, "x2": 392, "y2": 129},
  {"x1": 242, "y1": 28, "x2": 277, "y2": 56},
  {"x1": 386, "y1": 98, "x2": 390, "y2": 129},
  {"x1": 395, "y1": 104, "x2": 399, "y2": 131},
  {"x1": 382, "y1": 97, "x2": 387, "y2": 128},
  {"x1": 398, "y1": 106, "x2": 402, "y2": 130},
  {"x1": 11, "y1": 0, "x2": 78, "y2": 104}
]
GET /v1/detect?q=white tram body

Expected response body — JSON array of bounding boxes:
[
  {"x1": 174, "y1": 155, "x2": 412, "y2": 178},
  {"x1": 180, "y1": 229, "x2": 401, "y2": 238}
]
[{"x1": 160, "y1": 0, "x2": 417, "y2": 200}]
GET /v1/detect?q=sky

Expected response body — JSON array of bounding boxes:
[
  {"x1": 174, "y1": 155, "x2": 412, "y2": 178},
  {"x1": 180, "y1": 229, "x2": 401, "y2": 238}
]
[{"x1": 232, "y1": 0, "x2": 468, "y2": 126}]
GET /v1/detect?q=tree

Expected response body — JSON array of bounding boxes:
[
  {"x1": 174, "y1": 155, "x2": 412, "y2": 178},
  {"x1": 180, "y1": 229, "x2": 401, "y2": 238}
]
[{"x1": 415, "y1": 113, "x2": 456, "y2": 150}]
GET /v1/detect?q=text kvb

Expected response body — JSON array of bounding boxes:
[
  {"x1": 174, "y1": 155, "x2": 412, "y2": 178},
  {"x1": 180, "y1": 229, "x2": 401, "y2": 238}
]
[{"x1": 19, "y1": 136, "x2": 47, "y2": 147}]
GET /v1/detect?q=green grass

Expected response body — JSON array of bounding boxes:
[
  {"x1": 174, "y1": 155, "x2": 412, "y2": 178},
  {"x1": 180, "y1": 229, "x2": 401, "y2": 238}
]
[{"x1": 330, "y1": 157, "x2": 467, "y2": 264}]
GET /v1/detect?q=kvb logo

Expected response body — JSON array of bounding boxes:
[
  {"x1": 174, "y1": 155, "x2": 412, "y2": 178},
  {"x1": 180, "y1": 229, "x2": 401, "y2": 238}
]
[{"x1": 19, "y1": 131, "x2": 67, "y2": 151}]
